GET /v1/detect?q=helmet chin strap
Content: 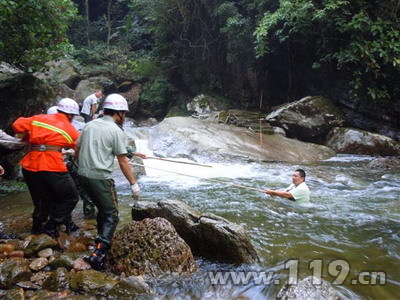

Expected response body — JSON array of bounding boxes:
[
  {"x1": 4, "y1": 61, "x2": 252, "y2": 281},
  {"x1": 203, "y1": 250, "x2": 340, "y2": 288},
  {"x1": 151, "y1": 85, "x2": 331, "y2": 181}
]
[{"x1": 116, "y1": 112, "x2": 125, "y2": 124}]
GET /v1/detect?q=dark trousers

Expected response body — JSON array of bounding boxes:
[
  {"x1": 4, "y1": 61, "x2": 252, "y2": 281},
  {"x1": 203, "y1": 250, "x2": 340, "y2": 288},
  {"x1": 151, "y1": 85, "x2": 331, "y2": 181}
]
[
  {"x1": 22, "y1": 168, "x2": 79, "y2": 224},
  {"x1": 78, "y1": 175, "x2": 119, "y2": 246},
  {"x1": 81, "y1": 113, "x2": 92, "y2": 123}
]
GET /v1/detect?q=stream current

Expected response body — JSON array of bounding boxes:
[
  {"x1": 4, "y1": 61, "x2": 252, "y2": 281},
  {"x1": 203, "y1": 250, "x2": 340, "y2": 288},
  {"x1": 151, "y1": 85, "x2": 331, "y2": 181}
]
[{"x1": 0, "y1": 123, "x2": 399, "y2": 299}]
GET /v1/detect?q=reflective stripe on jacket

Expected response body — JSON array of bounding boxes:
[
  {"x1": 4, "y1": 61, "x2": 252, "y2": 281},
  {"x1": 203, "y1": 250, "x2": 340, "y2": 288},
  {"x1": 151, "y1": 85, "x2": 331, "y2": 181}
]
[{"x1": 12, "y1": 113, "x2": 80, "y2": 172}]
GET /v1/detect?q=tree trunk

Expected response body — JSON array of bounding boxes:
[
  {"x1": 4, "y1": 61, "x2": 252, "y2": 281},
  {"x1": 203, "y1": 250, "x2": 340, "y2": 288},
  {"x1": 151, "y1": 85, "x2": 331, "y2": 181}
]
[
  {"x1": 85, "y1": 0, "x2": 90, "y2": 46},
  {"x1": 106, "y1": 0, "x2": 113, "y2": 45}
]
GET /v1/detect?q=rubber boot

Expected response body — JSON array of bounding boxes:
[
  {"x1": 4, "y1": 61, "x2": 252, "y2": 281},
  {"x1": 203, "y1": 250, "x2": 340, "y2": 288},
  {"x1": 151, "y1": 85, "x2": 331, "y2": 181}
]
[
  {"x1": 42, "y1": 219, "x2": 60, "y2": 239},
  {"x1": 31, "y1": 219, "x2": 45, "y2": 235},
  {"x1": 64, "y1": 219, "x2": 80, "y2": 234},
  {"x1": 87, "y1": 242, "x2": 108, "y2": 271}
]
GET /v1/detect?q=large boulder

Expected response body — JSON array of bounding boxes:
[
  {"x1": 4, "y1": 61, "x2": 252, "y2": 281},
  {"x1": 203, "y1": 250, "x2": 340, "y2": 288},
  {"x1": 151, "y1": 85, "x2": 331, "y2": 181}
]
[
  {"x1": 131, "y1": 200, "x2": 259, "y2": 264},
  {"x1": 186, "y1": 94, "x2": 229, "y2": 116},
  {"x1": 325, "y1": 127, "x2": 400, "y2": 156},
  {"x1": 50, "y1": 83, "x2": 76, "y2": 102},
  {"x1": 74, "y1": 77, "x2": 114, "y2": 103},
  {"x1": 109, "y1": 217, "x2": 197, "y2": 276},
  {"x1": 150, "y1": 117, "x2": 335, "y2": 163},
  {"x1": 266, "y1": 96, "x2": 346, "y2": 142},
  {"x1": 0, "y1": 73, "x2": 55, "y2": 132},
  {"x1": 119, "y1": 82, "x2": 142, "y2": 116},
  {"x1": 35, "y1": 59, "x2": 83, "y2": 89},
  {"x1": 277, "y1": 276, "x2": 339, "y2": 300}
]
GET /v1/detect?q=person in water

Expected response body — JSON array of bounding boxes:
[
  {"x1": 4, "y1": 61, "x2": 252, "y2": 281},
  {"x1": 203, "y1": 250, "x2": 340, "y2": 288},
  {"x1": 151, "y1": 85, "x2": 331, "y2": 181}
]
[{"x1": 264, "y1": 169, "x2": 310, "y2": 204}]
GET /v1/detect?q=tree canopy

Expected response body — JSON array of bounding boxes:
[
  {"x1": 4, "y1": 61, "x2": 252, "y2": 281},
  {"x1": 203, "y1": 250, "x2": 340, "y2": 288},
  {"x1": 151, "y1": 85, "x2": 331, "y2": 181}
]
[
  {"x1": 2, "y1": 0, "x2": 399, "y2": 105},
  {"x1": 0, "y1": 0, "x2": 77, "y2": 71}
]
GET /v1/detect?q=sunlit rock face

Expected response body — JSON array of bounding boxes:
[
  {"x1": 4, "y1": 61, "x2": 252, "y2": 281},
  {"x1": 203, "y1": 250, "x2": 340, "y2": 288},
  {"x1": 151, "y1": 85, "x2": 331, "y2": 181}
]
[
  {"x1": 326, "y1": 127, "x2": 400, "y2": 156},
  {"x1": 150, "y1": 116, "x2": 335, "y2": 163},
  {"x1": 109, "y1": 217, "x2": 197, "y2": 276}
]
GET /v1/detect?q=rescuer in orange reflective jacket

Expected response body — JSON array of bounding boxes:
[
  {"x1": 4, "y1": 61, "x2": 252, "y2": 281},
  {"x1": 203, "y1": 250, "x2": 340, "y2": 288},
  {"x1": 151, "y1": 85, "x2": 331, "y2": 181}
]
[{"x1": 12, "y1": 98, "x2": 81, "y2": 238}]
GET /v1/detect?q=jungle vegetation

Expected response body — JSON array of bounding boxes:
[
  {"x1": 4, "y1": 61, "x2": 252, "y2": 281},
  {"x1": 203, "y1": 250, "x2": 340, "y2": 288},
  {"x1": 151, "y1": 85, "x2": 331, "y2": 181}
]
[{"x1": 1, "y1": 0, "x2": 399, "y2": 108}]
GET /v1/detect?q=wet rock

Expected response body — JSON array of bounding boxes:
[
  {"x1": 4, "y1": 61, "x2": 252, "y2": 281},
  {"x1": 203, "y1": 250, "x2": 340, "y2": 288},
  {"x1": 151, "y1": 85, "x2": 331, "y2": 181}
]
[
  {"x1": 132, "y1": 200, "x2": 259, "y2": 264},
  {"x1": 75, "y1": 77, "x2": 113, "y2": 104},
  {"x1": 30, "y1": 271, "x2": 50, "y2": 286},
  {"x1": 151, "y1": 117, "x2": 335, "y2": 163},
  {"x1": 9, "y1": 251, "x2": 24, "y2": 258},
  {"x1": 25, "y1": 234, "x2": 58, "y2": 257},
  {"x1": 109, "y1": 218, "x2": 197, "y2": 276},
  {"x1": 266, "y1": 96, "x2": 346, "y2": 143},
  {"x1": 75, "y1": 236, "x2": 94, "y2": 248},
  {"x1": 0, "y1": 243, "x2": 15, "y2": 255},
  {"x1": 66, "y1": 242, "x2": 87, "y2": 253},
  {"x1": 326, "y1": 127, "x2": 400, "y2": 156},
  {"x1": 73, "y1": 258, "x2": 91, "y2": 271},
  {"x1": 25, "y1": 289, "x2": 80, "y2": 299},
  {"x1": 35, "y1": 59, "x2": 83, "y2": 89},
  {"x1": 50, "y1": 82, "x2": 76, "y2": 100},
  {"x1": 49, "y1": 253, "x2": 82, "y2": 271},
  {"x1": 0, "y1": 73, "x2": 55, "y2": 133},
  {"x1": 38, "y1": 248, "x2": 53, "y2": 258},
  {"x1": 120, "y1": 83, "x2": 142, "y2": 116},
  {"x1": 42, "y1": 267, "x2": 70, "y2": 291},
  {"x1": 108, "y1": 276, "x2": 153, "y2": 298},
  {"x1": 3, "y1": 288, "x2": 24, "y2": 300},
  {"x1": 129, "y1": 155, "x2": 146, "y2": 179},
  {"x1": 70, "y1": 270, "x2": 118, "y2": 295},
  {"x1": 368, "y1": 156, "x2": 400, "y2": 170},
  {"x1": 136, "y1": 117, "x2": 158, "y2": 127},
  {"x1": 29, "y1": 257, "x2": 49, "y2": 271},
  {"x1": 5, "y1": 240, "x2": 24, "y2": 251},
  {"x1": 16, "y1": 281, "x2": 41, "y2": 290},
  {"x1": 187, "y1": 94, "x2": 229, "y2": 116},
  {"x1": 277, "y1": 276, "x2": 340, "y2": 300},
  {"x1": 0, "y1": 258, "x2": 32, "y2": 289}
]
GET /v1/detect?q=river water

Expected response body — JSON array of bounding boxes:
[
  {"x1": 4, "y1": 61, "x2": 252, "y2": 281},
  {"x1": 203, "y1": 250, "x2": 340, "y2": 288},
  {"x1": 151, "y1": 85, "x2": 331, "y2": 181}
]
[{"x1": 0, "y1": 123, "x2": 399, "y2": 299}]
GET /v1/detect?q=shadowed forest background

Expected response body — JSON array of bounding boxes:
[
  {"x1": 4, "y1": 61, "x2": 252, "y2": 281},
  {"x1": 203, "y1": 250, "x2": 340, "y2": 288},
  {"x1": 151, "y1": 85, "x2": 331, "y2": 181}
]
[{"x1": 1, "y1": 0, "x2": 400, "y2": 130}]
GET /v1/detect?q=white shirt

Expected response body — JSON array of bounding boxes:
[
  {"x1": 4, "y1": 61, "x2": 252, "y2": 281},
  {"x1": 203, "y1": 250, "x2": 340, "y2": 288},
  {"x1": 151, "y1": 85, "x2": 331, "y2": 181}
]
[
  {"x1": 286, "y1": 181, "x2": 310, "y2": 203},
  {"x1": 81, "y1": 93, "x2": 99, "y2": 115}
]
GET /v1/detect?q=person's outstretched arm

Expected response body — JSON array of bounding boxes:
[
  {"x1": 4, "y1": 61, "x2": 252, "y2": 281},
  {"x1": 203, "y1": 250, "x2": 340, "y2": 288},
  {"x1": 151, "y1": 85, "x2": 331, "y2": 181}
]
[{"x1": 264, "y1": 189, "x2": 293, "y2": 199}]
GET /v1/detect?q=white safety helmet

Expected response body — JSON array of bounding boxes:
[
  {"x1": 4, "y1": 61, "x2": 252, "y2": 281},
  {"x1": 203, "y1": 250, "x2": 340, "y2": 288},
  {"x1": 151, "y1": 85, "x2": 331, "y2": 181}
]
[
  {"x1": 103, "y1": 94, "x2": 129, "y2": 111},
  {"x1": 46, "y1": 106, "x2": 58, "y2": 115},
  {"x1": 57, "y1": 98, "x2": 80, "y2": 115}
]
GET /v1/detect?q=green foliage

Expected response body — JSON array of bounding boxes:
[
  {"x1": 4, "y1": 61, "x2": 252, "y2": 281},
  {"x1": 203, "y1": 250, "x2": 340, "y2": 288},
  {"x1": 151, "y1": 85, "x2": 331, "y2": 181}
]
[
  {"x1": 140, "y1": 77, "x2": 173, "y2": 106},
  {"x1": 214, "y1": 2, "x2": 254, "y2": 64},
  {"x1": 72, "y1": 42, "x2": 130, "y2": 66},
  {"x1": 254, "y1": 0, "x2": 400, "y2": 102},
  {"x1": 0, "y1": 0, "x2": 78, "y2": 72},
  {"x1": 126, "y1": 55, "x2": 158, "y2": 80}
]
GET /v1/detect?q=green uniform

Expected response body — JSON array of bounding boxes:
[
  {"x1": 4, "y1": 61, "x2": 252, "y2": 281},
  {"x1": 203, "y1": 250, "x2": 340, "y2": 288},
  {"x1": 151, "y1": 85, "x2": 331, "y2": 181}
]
[
  {"x1": 77, "y1": 115, "x2": 127, "y2": 246},
  {"x1": 286, "y1": 182, "x2": 310, "y2": 204}
]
